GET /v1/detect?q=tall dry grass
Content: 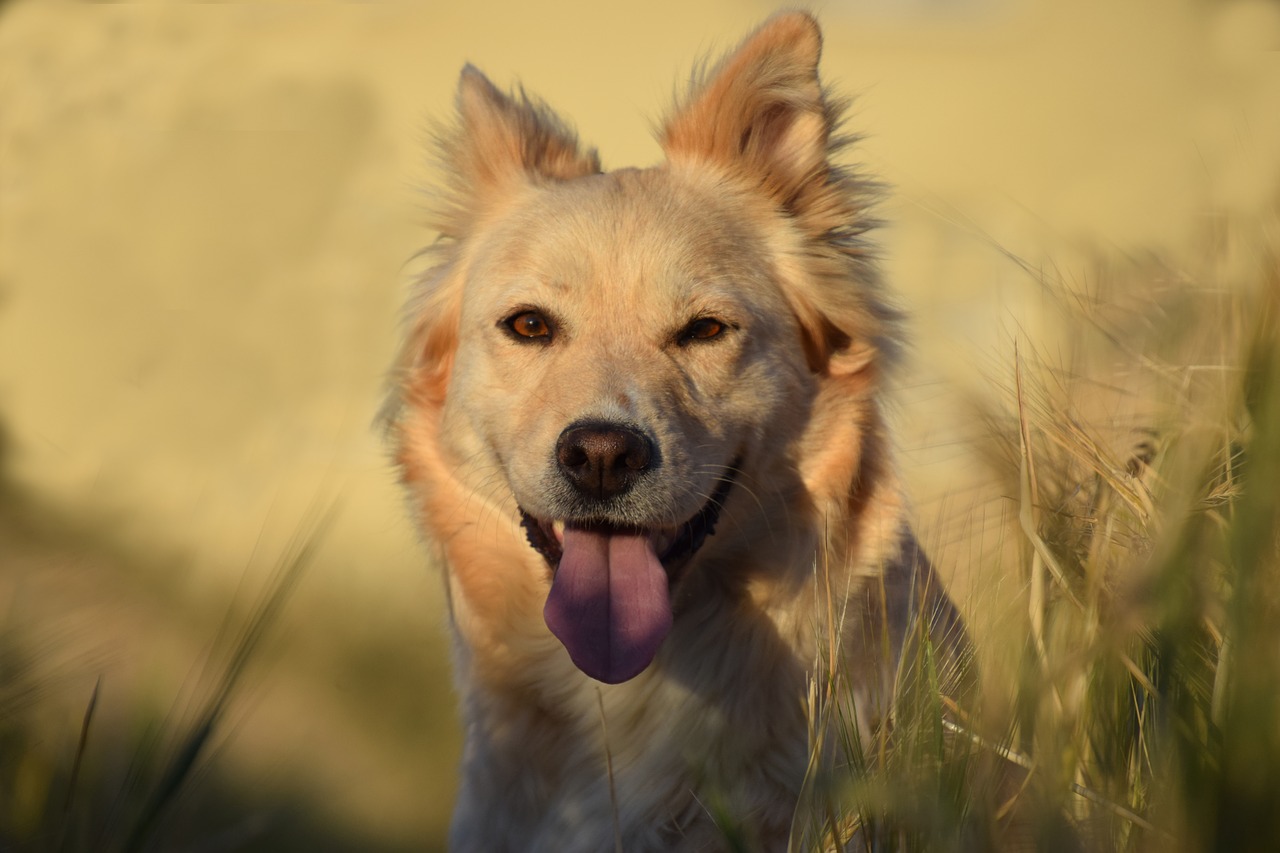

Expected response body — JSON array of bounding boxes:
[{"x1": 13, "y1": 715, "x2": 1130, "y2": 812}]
[{"x1": 791, "y1": 216, "x2": 1280, "y2": 851}]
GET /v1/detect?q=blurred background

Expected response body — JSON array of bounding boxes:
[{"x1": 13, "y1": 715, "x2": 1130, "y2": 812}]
[{"x1": 1, "y1": 0, "x2": 1276, "y2": 849}]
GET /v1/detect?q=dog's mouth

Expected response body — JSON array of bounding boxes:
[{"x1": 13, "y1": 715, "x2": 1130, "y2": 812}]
[{"x1": 518, "y1": 463, "x2": 739, "y2": 685}]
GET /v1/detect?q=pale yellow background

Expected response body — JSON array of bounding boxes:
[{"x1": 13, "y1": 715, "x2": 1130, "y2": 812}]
[{"x1": 1, "y1": 0, "x2": 1277, "y2": 849}]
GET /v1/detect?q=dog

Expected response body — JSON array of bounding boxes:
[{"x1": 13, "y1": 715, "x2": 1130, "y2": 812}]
[{"x1": 387, "y1": 12, "x2": 969, "y2": 851}]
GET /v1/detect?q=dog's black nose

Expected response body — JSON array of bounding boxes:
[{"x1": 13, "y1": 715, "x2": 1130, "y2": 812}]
[{"x1": 556, "y1": 422, "x2": 654, "y2": 500}]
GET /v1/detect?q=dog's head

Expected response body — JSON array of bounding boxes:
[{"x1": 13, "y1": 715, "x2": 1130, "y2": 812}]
[{"x1": 392, "y1": 13, "x2": 898, "y2": 684}]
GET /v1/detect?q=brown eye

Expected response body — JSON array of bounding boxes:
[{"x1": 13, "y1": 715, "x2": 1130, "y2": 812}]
[
  {"x1": 505, "y1": 310, "x2": 552, "y2": 341},
  {"x1": 680, "y1": 317, "x2": 726, "y2": 344}
]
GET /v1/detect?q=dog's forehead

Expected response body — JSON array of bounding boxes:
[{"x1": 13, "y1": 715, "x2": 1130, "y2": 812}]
[{"x1": 473, "y1": 168, "x2": 779, "y2": 306}]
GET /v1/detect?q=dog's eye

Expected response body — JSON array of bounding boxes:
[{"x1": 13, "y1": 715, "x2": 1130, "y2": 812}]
[
  {"x1": 680, "y1": 317, "x2": 726, "y2": 345},
  {"x1": 505, "y1": 311, "x2": 552, "y2": 341}
]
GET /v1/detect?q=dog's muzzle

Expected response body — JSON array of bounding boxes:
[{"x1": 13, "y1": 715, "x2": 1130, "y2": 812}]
[{"x1": 519, "y1": 455, "x2": 739, "y2": 685}]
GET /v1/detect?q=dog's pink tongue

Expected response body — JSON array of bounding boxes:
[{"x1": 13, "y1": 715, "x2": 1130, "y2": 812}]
[{"x1": 544, "y1": 528, "x2": 672, "y2": 684}]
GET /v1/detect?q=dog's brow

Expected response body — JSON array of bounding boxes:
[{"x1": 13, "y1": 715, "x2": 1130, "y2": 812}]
[{"x1": 488, "y1": 278, "x2": 570, "y2": 308}]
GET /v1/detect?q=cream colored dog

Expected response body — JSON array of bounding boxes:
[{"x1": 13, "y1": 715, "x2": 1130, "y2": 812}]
[{"x1": 388, "y1": 12, "x2": 967, "y2": 851}]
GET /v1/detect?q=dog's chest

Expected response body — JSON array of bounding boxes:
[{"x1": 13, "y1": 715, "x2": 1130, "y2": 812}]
[{"x1": 459, "y1": 613, "x2": 815, "y2": 850}]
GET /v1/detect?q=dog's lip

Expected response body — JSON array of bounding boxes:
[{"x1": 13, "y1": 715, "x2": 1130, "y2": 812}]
[
  {"x1": 519, "y1": 461, "x2": 740, "y2": 580},
  {"x1": 541, "y1": 521, "x2": 678, "y2": 561},
  {"x1": 546, "y1": 519, "x2": 678, "y2": 555}
]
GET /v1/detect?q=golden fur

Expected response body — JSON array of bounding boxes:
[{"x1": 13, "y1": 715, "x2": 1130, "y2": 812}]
[{"x1": 388, "y1": 12, "x2": 967, "y2": 851}]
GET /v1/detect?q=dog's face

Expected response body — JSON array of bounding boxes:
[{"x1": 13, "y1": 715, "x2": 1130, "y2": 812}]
[
  {"x1": 440, "y1": 169, "x2": 814, "y2": 682},
  {"x1": 395, "y1": 14, "x2": 893, "y2": 685},
  {"x1": 446, "y1": 169, "x2": 811, "y2": 535}
]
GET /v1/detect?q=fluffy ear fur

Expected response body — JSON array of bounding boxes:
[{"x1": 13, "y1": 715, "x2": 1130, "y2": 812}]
[
  {"x1": 660, "y1": 12, "x2": 895, "y2": 381},
  {"x1": 434, "y1": 66, "x2": 601, "y2": 238},
  {"x1": 661, "y1": 12, "x2": 827, "y2": 210}
]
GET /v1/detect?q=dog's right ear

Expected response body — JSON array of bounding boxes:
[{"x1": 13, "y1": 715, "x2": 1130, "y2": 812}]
[{"x1": 434, "y1": 66, "x2": 601, "y2": 237}]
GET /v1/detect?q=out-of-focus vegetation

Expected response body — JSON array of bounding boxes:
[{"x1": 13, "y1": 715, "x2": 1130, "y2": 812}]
[
  {"x1": 0, "y1": 487, "x2": 458, "y2": 852},
  {"x1": 791, "y1": 222, "x2": 1280, "y2": 851}
]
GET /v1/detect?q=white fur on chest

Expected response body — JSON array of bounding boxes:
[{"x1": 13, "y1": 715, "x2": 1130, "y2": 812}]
[{"x1": 449, "y1": 585, "x2": 827, "y2": 852}]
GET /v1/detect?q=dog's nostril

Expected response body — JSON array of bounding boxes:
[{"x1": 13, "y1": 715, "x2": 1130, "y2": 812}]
[
  {"x1": 558, "y1": 444, "x2": 590, "y2": 470},
  {"x1": 556, "y1": 423, "x2": 653, "y2": 499}
]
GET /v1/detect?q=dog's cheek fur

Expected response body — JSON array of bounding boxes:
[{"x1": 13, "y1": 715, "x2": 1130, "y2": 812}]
[{"x1": 395, "y1": 381, "x2": 550, "y2": 649}]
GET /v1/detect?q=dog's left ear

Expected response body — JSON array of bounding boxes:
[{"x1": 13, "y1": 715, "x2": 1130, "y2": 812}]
[{"x1": 660, "y1": 12, "x2": 828, "y2": 215}]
